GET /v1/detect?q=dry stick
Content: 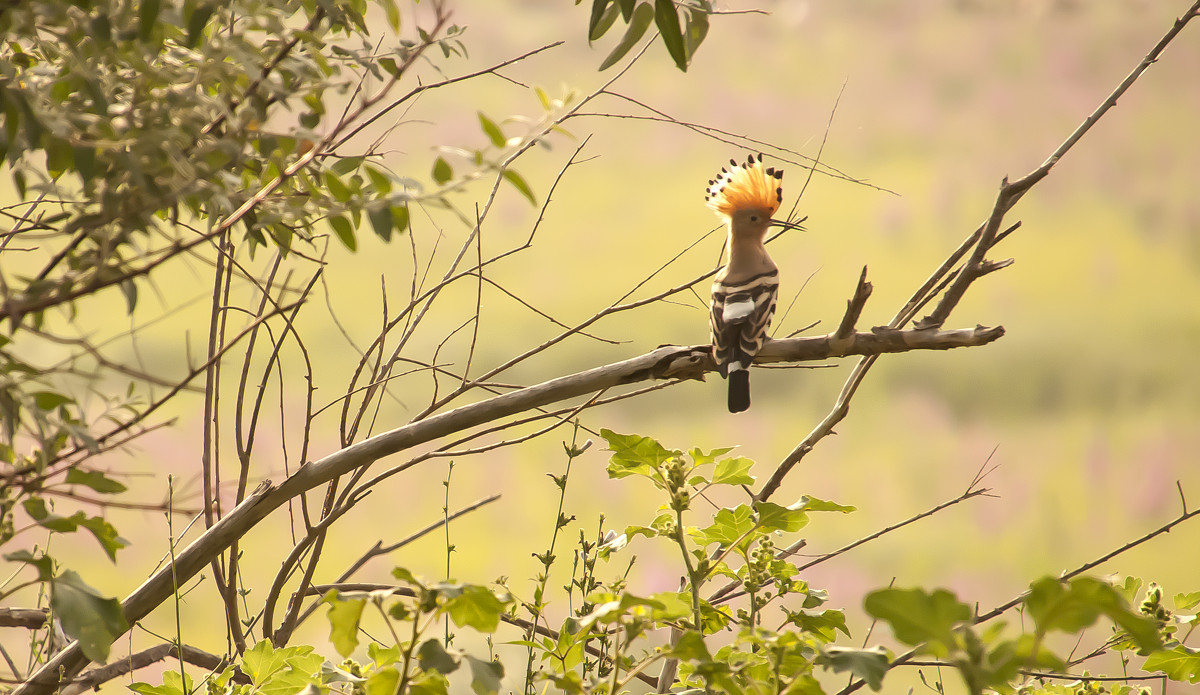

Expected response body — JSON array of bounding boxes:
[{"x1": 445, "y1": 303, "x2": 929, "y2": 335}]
[
  {"x1": 341, "y1": 137, "x2": 593, "y2": 440},
  {"x1": 59, "y1": 643, "x2": 248, "y2": 695},
  {"x1": 289, "y1": 494, "x2": 502, "y2": 629},
  {"x1": 837, "y1": 501, "x2": 1200, "y2": 695},
  {"x1": 406, "y1": 41, "x2": 665, "y2": 419},
  {"x1": 757, "y1": 2, "x2": 1200, "y2": 504}
]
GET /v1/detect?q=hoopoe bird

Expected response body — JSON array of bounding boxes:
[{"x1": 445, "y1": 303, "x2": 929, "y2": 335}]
[{"x1": 705, "y1": 154, "x2": 783, "y2": 413}]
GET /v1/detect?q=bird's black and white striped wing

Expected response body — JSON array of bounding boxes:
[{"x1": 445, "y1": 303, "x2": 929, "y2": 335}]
[{"x1": 709, "y1": 269, "x2": 779, "y2": 376}]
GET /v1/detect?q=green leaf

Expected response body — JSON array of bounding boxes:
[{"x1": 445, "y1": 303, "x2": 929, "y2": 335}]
[
  {"x1": 654, "y1": 0, "x2": 688, "y2": 71},
  {"x1": 324, "y1": 591, "x2": 367, "y2": 657},
  {"x1": 818, "y1": 646, "x2": 888, "y2": 691},
  {"x1": 364, "y1": 667, "x2": 400, "y2": 695},
  {"x1": 601, "y1": 429, "x2": 679, "y2": 479},
  {"x1": 787, "y1": 608, "x2": 851, "y2": 642},
  {"x1": 51, "y1": 569, "x2": 128, "y2": 663},
  {"x1": 694, "y1": 504, "x2": 754, "y2": 547},
  {"x1": 392, "y1": 205, "x2": 410, "y2": 233},
  {"x1": 185, "y1": 3, "x2": 215, "y2": 48},
  {"x1": 139, "y1": 0, "x2": 161, "y2": 41},
  {"x1": 712, "y1": 456, "x2": 755, "y2": 486},
  {"x1": 417, "y1": 639, "x2": 460, "y2": 674},
  {"x1": 368, "y1": 203, "x2": 393, "y2": 242},
  {"x1": 863, "y1": 587, "x2": 970, "y2": 653},
  {"x1": 794, "y1": 496, "x2": 856, "y2": 514},
  {"x1": 365, "y1": 166, "x2": 392, "y2": 194},
  {"x1": 1175, "y1": 591, "x2": 1200, "y2": 611},
  {"x1": 464, "y1": 655, "x2": 503, "y2": 695},
  {"x1": 443, "y1": 584, "x2": 507, "y2": 633},
  {"x1": 587, "y1": 0, "x2": 611, "y2": 41},
  {"x1": 502, "y1": 170, "x2": 536, "y2": 205},
  {"x1": 589, "y1": 0, "x2": 621, "y2": 41},
  {"x1": 33, "y1": 391, "x2": 72, "y2": 410},
  {"x1": 119, "y1": 278, "x2": 138, "y2": 314},
  {"x1": 324, "y1": 170, "x2": 351, "y2": 202},
  {"x1": 1026, "y1": 577, "x2": 1162, "y2": 653},
  {"x1": 76, "y1": 515, "x2": 128, "y2": 561},
  {"x1": 683, "y1": 5, "x2": 709, "y2": 60},
  {"x1": 130, "y1": 671, "x2": 191, "y2": 695},
  {"x1": 4, "y1": 550, "x2": 54, "y2": 580},
  {"x1": 477, "y1": 113, "x2": 505, "y2": 148},
  {"x1": 1144, "y1": 645, "x2": 1200, "y2": 683},
  {"x1": 432, "y1": 156, "x2": 453, "y2": 184},
  {"x1": 598, "y1": 2, "x2": 654, "y2": 71},
  {"x1": 753, "y1": 501, "x2": 809, "y2": 533},
  {"x1": 669, "y1": 630, "x2": 712, "y2": 660},
  {"x1": 330, "y1": 215, "x2": 356, "y2": 251}
]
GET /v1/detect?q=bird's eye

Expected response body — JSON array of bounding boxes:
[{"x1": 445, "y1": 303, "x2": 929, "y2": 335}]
[{"x1": 749, "y1": 215, "x2": 759, "y2": 222}]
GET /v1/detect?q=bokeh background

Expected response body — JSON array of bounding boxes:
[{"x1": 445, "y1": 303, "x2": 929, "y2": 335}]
[{"x1": 30, "y1": 0, "x2": 1200, "y2": 692}]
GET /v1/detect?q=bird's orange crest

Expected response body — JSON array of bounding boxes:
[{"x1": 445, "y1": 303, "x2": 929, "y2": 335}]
[{"x1": 705, "y1": 153, "x2": 784, "y2": 220}]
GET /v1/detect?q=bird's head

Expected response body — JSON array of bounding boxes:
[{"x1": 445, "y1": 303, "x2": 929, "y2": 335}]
[{"x1": 705, "y1": 153, "x2": 784, "y2": 239}]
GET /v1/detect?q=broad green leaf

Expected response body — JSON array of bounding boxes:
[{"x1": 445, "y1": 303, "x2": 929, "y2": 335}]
[
  {"x1": 432, "y1": 156, "x2": 453, "y2": 184},
  {"x1": 242, "y1": 640, "x2": 311, "y2": 684},
  {"x1": 670, "y1": 630, "x2": 712, "y2": 660},
  {"x1": 129, "y1": 670, "x2": 191, "y2": 695},
  {"x1": 502, "y1": 170, "x2": 536, "y2": 205},
  {"x1": 1027, "y1": 577, "x2": 1161, "y2": 653},
  {"x1": 76, "y1": 515, "x2": 127, "y2": 561},
  {"x1": 408, "y1": 671, "x2": 449, "y2": 695},
  {"x1": 330, "y1": 215, "x2": 356, "y2": 251},
  {"x1": 477, "y1": 113, "x2": 505, "y2": 148},
  {"x1": 417, "y1": 639, "x2": 460, "y2": 674},
  {"x1": 1144, "y1": 645, "x2": 1200, "y2": 683},
  {"x1": 712, "y1": 456, "x2": 755, "y2": 485},
  {"x1": 324, "y1": 591, "x2": 367, "y2": 657},
  {"x1": 787, "y1": 608, "x2": 850, "y2": 642},
  {"x1": 443, "y1": 584, "x2": 507, "y2": 633},
  {"x1": 33, "y1": 391, "x2": 72, "y2": 410},
  {"x1": 368, "y1": 642, "x2": 401, "y2": 668},
  {"x1": 66, "y1": 469, "x2": 127, "y2": 494},
  {"x1": 599, "y1": 2, "x2": 654, "y2": 71},
  {"x1": 1176, "y1": 591, "x2": 1200, "y2": 610},
  {"x1": 694, "y1": 504, "x2": 754, "y2": 547},
  {"x1": 753, "y1": 501, "x2": 809, "y2": 533},
  {"x1": 601, "y1": 429, "x2": 678, "y2": 478},
  {"x1": 818, "y1": 646, "x2": 888, "y2": 691},
  {"x1": 465, "y1": 655, "x2": 503, "y2": 695},
  {"x1": 364, "y1": 667, "x2": 400, "y2": 695},
  {"x1": 365, "y1": 166, "x2": 392, "y2": 194},
  {"x1": 324, "y1": 170, "x2": 351, "y2": 201},
  {"x1": 368, "y1": 203, "x2": 393, "y2": 241},
  {"x1": 654, "y1": 0, "x2": 688, "y2": 71},
  {"x1": 863, "y1": 587, "x2": 970, "y2": 654},
  {"x1": 51, "y1": 569, "x2": 128, "y2": 663}
]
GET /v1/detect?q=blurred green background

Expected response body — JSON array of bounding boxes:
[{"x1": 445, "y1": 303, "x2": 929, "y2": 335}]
[{"x1": 33, "y1": 0, "x2": 1200, "y2": 690}]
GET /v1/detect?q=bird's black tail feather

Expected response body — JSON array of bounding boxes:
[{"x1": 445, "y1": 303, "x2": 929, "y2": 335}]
[{"x1": 727, "y1": 370, "x2": 751, "y2": 413}]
